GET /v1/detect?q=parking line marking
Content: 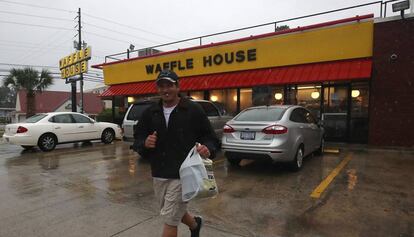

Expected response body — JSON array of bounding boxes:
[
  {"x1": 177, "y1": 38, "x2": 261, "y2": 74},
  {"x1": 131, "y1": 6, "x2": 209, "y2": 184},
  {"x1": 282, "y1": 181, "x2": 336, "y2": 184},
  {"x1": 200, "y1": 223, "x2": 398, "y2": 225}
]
[
  {"x1": 310, "y1": 154, "x2": 352, "y2": 199},
  {"x1": 323, "y1": 148, "x2": 340, "y2": 154},
  {"x1": 213, "y1": 159, "x2": 225, "y2": 165}
]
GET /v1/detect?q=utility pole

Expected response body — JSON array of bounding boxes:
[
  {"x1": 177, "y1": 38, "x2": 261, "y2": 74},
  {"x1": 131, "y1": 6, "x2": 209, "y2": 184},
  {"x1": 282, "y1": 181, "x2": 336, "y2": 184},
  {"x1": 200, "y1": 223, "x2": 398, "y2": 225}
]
[{"x1": 77, "y1": 8, "x2": 84, "y2": 114}]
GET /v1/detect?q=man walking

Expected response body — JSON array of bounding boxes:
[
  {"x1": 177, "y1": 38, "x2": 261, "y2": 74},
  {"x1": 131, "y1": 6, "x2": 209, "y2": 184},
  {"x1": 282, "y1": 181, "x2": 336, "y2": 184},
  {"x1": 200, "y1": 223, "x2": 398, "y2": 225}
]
[{"x1": 133, "y1": 69, "x2": 219, "y2": 237}]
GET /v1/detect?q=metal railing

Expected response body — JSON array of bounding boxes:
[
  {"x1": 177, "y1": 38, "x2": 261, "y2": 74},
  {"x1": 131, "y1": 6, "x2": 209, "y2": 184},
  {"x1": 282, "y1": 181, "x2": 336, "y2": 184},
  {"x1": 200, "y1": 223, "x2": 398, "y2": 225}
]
[{"x1": 103, "y1": 1, "x2": 401, "y2": 63}]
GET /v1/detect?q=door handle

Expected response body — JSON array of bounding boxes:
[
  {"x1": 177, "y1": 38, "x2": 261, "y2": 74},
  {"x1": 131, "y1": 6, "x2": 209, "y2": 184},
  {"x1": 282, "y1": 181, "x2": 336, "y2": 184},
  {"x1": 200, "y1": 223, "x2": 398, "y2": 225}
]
[
  {"x1": 55, "y1": 127, "x2": 61, "y2": 129},
  {"x1": 299, "y1": 126, "x2": 305, "y2": 129},
  {"x1": 78, "y1": 126, "x2": 84, "y2": 128}
]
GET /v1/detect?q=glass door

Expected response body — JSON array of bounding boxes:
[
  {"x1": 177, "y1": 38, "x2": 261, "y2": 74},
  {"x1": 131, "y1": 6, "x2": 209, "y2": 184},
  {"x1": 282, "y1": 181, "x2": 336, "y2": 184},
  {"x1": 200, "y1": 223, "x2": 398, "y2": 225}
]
[{"x1": 322, "y1": 85, "x2": 349, "y2": 142}]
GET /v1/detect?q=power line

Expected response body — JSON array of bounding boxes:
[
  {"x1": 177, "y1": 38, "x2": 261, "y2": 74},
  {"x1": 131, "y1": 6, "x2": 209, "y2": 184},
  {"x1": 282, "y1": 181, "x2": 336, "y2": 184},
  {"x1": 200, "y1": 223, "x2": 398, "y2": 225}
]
[
  {"x1": 0, "y1": 20, "x2": 73, "y2": 30},
  {"x1": 0, "y1": 43, "x2": 72, "y2": 53},
  {"x1": 83, "y1": 21, "x2": 164, "y2": 45},
  {"x1": 84, "y1": 30, "x2": 143, "y2": 45},
  {"x1": 83, "y1": 12, "x2": 178, "y2": 42},
  {"x1": 0, "y1": 0, "x2": 75, "y2": 13},
  {"x1": 0, "y1": 39, "x2": 70, "y2": 48},
  {"x1": 0, "y1": 10, "x2": 73, "y2": 22},
  {"x1": 17, "y1": 30, "x2": 73, "y2": 64},
  {"x1": 0, "y1": 62, "x2": 58, "y2": 68}
]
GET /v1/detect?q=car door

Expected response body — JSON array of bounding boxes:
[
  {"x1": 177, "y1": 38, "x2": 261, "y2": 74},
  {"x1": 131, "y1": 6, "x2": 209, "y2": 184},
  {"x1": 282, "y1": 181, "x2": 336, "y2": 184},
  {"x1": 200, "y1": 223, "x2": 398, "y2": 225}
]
[
  {"x1": 49, "y1": 114, "x2": 78, "y2": 142},
  {"x1": 290, "y1": 108, "x2": 313, "y2": 155},
  {"x1": 303, "y1": 109, "x2": 321, "y2": 151},
  {"x1": 71, "y1": 113, "x2": 99, "y2": 140}
]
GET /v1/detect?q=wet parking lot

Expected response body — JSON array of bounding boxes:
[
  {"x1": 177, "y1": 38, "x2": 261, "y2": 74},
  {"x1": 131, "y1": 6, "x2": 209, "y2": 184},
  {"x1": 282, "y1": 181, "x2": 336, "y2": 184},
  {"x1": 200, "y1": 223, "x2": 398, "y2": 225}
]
[{"x1": 0, "y1": 140, "x2": 413, "y2": 237}]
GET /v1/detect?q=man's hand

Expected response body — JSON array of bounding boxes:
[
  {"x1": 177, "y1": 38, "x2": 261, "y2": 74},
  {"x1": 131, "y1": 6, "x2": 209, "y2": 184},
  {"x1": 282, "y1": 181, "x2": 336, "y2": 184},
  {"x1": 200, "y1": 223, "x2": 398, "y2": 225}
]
[
  {"x1": 145, "y1": 131, "x2": 157, "y2": 148},
  {"x1": 196, "y1": 143, "x2": 210, "y2": 159}
]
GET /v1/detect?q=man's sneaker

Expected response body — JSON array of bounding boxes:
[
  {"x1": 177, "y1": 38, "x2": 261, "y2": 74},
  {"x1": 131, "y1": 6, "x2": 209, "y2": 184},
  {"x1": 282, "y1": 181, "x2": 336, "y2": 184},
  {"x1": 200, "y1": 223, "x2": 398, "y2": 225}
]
[{"x1": 190, "y1": 216, "x2": 203, "y2": 237}]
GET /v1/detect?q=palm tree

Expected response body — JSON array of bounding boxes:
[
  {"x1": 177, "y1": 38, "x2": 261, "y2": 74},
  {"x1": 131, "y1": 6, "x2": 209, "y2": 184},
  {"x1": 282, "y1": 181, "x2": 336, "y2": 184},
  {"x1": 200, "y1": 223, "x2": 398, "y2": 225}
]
[{"x1": 3, "y1": 67, "x2": 53, "y2": 118}]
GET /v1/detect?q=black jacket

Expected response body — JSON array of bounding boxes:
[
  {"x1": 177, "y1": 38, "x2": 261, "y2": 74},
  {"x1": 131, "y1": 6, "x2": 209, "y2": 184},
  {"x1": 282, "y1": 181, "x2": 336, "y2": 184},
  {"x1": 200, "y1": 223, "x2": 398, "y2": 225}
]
[{"x1": 133, "y1": 98, "x2": 219, "y2": 179}]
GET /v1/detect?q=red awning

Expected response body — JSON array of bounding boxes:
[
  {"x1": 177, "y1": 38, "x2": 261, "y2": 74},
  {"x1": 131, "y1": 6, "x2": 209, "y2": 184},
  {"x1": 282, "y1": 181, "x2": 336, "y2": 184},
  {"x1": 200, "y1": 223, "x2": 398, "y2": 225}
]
[{"x1": 100, "y1": 58, "x2": 372, "y2": 97}]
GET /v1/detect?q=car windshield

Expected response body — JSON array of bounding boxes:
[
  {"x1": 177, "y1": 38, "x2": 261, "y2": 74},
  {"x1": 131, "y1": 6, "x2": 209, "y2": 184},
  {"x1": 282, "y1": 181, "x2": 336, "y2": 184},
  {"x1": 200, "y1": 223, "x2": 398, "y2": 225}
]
[
  {"x1": 127, "y1": 103, "x2": 153, "y2": 120},
  {"x1": 234, "y1": 107, "x2": 286, "y2": 122},
  {"x1": 24, "y1": 114, "x2": 47, "y2": 123}
]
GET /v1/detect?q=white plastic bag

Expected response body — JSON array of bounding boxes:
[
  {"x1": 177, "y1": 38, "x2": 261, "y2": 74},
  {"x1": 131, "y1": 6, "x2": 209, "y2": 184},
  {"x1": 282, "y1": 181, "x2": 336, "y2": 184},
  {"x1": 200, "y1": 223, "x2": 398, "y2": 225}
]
[{"x1": 180, "y1": 145, "x2": 218, "y2": 202}]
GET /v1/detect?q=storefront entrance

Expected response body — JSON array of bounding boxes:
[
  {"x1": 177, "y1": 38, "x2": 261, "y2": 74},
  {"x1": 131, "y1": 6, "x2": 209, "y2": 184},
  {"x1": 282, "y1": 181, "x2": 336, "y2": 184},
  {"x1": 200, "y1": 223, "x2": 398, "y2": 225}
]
[{"x1": 322, "y1": 85, "x2": 349, "y2": 142}]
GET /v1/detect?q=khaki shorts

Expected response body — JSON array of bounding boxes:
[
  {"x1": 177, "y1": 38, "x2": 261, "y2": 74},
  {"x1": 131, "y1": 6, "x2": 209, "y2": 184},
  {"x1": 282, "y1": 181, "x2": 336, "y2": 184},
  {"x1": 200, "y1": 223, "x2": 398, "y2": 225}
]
[{"x1": 153, "y1": 178, "x2": 187, "y2": 226}]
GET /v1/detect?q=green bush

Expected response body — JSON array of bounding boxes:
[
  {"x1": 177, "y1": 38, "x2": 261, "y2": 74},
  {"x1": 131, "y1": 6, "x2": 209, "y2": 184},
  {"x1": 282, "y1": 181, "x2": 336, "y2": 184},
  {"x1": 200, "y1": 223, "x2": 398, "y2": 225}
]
[{"x1": 96, "y1": 108, "x2": 125, "y2": 125}]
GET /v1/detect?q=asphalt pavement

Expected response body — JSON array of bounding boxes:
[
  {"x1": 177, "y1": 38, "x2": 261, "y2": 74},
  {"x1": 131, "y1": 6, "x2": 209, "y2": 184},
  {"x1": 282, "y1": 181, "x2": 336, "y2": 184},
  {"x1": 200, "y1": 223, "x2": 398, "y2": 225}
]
[{"x1": 0, "y1": 140, "x2": 413, "y2": 237}]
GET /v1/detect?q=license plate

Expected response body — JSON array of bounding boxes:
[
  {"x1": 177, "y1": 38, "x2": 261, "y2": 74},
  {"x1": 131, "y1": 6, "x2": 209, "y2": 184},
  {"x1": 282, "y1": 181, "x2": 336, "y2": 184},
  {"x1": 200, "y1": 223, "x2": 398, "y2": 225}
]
[{"x1": 240, "y1": 131, "x2": 255, "y2": 140}]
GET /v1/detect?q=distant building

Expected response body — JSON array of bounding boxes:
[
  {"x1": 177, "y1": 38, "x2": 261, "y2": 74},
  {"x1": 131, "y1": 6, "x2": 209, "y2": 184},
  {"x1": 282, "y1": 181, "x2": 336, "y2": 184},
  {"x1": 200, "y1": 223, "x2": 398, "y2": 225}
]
[
  {"x1": 12, "y1": 90, "x2": 104, "y2": 123},
  {"x1": 86, "y1": 85, "x2": 112, "y2": 109}
]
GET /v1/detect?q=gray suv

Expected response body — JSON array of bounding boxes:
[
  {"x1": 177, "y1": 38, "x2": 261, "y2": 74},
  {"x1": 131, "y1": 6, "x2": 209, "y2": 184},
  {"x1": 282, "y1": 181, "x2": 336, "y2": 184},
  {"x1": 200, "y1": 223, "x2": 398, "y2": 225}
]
[{"x1": 122, "y1": 99, "x2": 232, "y2": 141}]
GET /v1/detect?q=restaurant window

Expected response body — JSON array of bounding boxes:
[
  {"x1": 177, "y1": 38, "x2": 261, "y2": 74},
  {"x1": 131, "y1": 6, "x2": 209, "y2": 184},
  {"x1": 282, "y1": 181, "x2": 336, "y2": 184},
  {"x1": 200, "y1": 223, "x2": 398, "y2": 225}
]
[
  {"x1": 188, "y1": 91, "x2": 204, "y2": 100},
  {"x1": 252, "y1": 86, "x2": 284, "y2": 106},
  {"x1": 271, "y1": 87, "x2": 284, "y2": 105},
  {"x1": 285, "y1": 85, "x2": 297, "y2": 105},
  {"x1": 209, "y1": 89, "x2": 237, "y2": 116},
  {"x1": 350, "y1": 82, "x2": 369, "y2": 143},
  {"x1": 240, "y1": 88, "x2": 252, "y2": 111},
  {"x1": 297, "y1": 84, "x2": 322, "y2": 119}
]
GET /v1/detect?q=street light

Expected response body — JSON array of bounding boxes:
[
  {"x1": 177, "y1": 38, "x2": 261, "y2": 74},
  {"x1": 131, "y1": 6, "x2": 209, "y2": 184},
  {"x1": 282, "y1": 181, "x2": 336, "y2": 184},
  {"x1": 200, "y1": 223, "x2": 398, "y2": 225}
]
[
  {"x1": 392, "y1": 0, "x2": 410, "y2": 18},
  {"x1": 127, "y1": 44, "x2": 135, "y2": 59}
]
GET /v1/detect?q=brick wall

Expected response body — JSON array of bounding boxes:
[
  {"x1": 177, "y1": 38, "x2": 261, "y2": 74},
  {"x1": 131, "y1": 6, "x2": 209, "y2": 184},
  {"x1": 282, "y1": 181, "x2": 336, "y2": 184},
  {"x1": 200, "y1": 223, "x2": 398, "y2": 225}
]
[{"x1": 369, "y1": 17, "x2": 414, "y2": 147}]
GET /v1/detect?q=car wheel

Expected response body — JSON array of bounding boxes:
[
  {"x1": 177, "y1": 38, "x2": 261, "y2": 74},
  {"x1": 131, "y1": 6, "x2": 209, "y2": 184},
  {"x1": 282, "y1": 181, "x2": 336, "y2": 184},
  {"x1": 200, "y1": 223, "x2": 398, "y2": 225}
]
[
  {"x1": 101, "y1": 129, "x2": 115, "y2": 144},
  {"x1": 227, "y1": 157, "x2": 241, "y2": 166},
  {"x1": 38, "y1": 134, "x2": 57, "y2": 152},
  {"x1": 289, "y1": 146, "x2": 304, "y2": 171},
  {"x1": 21, "y1": 145, "x2": 34, "y2": 150}
]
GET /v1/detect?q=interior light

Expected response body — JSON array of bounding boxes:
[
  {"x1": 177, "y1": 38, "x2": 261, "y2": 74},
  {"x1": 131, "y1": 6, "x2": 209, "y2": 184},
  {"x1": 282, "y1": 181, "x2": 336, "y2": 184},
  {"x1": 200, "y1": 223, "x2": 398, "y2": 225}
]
[
  {"x1": 127, "y1": 97, "x2": 134, "y2": 103},
  {"x1": 311, "y1": 91, "x2": 320, "y2": 99},
  {"x1": 233, "y1": 95, "x2": 237, "y2": 102},
  {"x1": 274, "y1": 93, "x2": 283, "y2": 100},
  {"x1": 352, "y1": 90, "x2": 360, "y2": 98},
  {"x1": 210, "y1": 95, "x2": 218, "y2": 102}
]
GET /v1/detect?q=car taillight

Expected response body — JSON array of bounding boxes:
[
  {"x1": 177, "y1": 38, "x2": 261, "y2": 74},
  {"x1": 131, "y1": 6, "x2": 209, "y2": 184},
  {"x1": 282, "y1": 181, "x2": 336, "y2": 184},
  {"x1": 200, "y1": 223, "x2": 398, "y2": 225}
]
[
  {"x1": 262, "y1": 125, "x2": 287, "y2": 135},
  {"x1": 17, "y1": 126, "x2": 28, "y2": 133},
  {"x1": 223, "y1": 124, "x2": 235, "y2": 133}
]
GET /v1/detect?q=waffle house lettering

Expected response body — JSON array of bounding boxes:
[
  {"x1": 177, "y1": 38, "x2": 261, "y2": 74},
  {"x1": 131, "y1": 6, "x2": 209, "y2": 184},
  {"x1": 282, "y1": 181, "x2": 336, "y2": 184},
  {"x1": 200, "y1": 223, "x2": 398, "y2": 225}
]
[
  {"x1": 145, "y1": 59, "x2": 194, "y2": 74},
  {"x1": 203, "y1": 49, "x2": 256, "y2": 67}
]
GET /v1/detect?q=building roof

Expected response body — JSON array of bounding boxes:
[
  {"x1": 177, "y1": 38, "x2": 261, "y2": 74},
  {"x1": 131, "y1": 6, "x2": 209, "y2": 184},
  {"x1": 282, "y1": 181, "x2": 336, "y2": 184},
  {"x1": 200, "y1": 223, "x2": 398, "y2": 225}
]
[{"x1": 17, "y1": 90, "x2": 104, "y2": 114}]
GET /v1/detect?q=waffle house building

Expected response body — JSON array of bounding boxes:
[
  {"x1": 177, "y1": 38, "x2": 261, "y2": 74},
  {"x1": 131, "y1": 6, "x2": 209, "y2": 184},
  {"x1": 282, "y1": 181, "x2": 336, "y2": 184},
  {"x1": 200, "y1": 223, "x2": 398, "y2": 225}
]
[{"x1": 93, "y1": 14, "x2": 414, "y2": 147}]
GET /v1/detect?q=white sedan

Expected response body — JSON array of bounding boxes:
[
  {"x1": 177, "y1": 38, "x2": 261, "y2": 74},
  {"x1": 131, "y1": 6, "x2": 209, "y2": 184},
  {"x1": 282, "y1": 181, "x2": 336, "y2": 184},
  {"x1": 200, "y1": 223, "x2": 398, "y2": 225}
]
[{"x1": 3, "y1": 112, "x2": 123, "y2": 151}]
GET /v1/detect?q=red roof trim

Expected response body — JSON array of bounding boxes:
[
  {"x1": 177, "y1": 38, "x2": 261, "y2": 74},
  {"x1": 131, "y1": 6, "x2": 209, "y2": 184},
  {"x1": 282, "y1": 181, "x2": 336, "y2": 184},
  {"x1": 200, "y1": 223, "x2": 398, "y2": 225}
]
[
  {"x1": 92, "y1": 14, "x2": 373, "y2": 69},
  {"x1": 100, "y1": 58, "x2": 372, "y2": 97}
]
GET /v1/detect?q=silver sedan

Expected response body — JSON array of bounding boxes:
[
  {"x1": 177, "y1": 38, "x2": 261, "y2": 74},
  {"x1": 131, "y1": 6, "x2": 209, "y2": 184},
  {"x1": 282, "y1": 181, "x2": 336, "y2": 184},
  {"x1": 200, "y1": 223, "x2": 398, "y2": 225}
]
[{"x1": 221, "y1": 105, "x2": 324, "y2": 171}]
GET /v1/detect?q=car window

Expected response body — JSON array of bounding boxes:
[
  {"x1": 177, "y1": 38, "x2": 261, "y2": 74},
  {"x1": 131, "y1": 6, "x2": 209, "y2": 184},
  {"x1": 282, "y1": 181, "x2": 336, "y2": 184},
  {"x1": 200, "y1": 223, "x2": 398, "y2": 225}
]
[
  {"x1": 303, "y1": 109, "x2": 317, "y2": 124},
  {"x1": 290, "y1": 108, "x2": 307, "y2": 123},
  {"x1": 234, "y1": 107, "x2": 286, "y2": 121},
  {"x1": 127, "y1": 103, "x2": 153, "y2": 121},
  {"x1": 50, "y1": 114, "x2": 73, "y2": 123},
  {"x1": 198, "y1": 102, "x2": 219, "y2": 117},
  {"x1": 25, "y1": 114, "x2": 47, "y2": 123},
  {"x1": 72, "y1": 114, "x2": 92, "y2": 123}
]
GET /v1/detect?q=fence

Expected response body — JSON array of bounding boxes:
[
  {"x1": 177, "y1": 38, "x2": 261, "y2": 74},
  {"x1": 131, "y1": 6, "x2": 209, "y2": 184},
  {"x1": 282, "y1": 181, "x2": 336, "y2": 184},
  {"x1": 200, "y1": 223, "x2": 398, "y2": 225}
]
[{"x1": 104, "y1": 0, "x2": 404, "y2": 63}]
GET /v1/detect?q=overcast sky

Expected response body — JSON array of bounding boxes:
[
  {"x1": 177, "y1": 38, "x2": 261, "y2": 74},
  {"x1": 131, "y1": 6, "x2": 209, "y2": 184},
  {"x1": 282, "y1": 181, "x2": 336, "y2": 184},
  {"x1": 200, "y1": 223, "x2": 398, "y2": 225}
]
[{"x1": 0, "y1": 0, "x2": 399, "y2": 92}]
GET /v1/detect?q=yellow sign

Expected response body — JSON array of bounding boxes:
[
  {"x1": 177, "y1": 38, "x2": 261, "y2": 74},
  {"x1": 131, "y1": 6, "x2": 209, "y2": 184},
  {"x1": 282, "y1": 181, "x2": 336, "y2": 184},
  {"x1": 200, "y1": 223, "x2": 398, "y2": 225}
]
[
  {"x1": 59, "y1": 46, "x2": 91, "y2": 78},
  {"x1": 101, "y1": 21, "x2": 373, "y2": 85},
  {"x1": 60, "y1": 61, "x2": 88, "y2": 79}
]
